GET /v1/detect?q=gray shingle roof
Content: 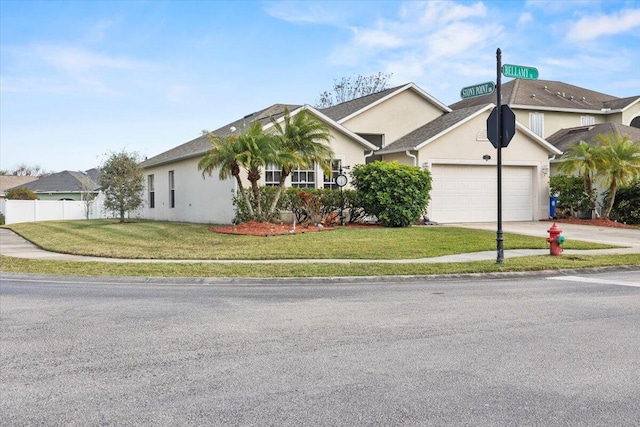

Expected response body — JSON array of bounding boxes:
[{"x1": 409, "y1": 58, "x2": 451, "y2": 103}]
[
  {"x1": 449, "y1": 79, "x2": 639, "y2": 112},
  {"x1": 546, "y1": 122, "x2": 640, "y2": 153},
  {"x1": 0, "y1": 176, "x2": 38, "y2": 192},
  {"x1": 378, "y1": 104, "x2": 489, "y2": 154},
  {"x1": 140, "y1": 104, "x2": 300, "y2": 168},
  {"x1": 9, "y1": 170, "x2": 100, "y2": 193},
  {"x1": 319, "y1": 85, "x2": 407, "y2": 121}
]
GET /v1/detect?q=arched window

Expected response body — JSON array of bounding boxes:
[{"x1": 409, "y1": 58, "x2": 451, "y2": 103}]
[{"x1": 630, "y1": 116, "x2": 640, "y2": 129}]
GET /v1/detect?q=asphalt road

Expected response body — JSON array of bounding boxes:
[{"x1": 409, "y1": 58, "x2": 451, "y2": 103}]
[{"x1": 2, "y1": 270, "x2": 640, "y2": 426}]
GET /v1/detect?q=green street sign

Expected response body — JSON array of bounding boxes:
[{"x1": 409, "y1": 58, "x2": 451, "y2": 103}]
[
  {"x1": 460, "y1": 81, "x2": 495, "y2": 99},
  {"x1": 502, "y1": 64, "x2": 539, "y2": 80}
]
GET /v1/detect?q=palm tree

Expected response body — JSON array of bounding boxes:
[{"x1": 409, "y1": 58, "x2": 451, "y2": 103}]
[
  {"x1": 265, "y1": 108, "x2": 334, "y2": 220},
  {"x1": 594, "y1": 133, "x2": 640, "y2": 218},
  {"x1": 236, "y1": 122, "x2": 278, "y2": 221},
  {"x1": 558, "y1": 139, "x2": 602, "y2": 211},
  {"x1": 198, "y1": 132, "x2": 255, "y2": 218}
]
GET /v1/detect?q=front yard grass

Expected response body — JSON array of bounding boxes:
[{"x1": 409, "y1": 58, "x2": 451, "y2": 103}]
[
  {"x1": 2, "y1": 219, "x2": 637, "y2": 278},
  {"x1": 5, "y1": 219, "x2": 613, "y2": 260}
]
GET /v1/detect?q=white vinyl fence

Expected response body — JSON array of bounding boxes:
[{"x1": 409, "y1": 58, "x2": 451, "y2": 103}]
[{"x1": 0, "y1": 196, "x2": 109, "y2": 225}]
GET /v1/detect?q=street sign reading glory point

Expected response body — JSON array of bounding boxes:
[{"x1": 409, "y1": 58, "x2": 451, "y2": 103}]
[{"x1": 460, "y1": 81, "x2": 495, "y2": 99}]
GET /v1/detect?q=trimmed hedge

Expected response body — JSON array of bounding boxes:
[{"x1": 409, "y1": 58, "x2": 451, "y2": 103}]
[{"x1": 351, "y1": 161, "x2": 431, "y2": 227}]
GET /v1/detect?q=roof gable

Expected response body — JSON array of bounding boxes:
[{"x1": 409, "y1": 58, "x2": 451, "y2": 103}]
[
  {"x1": 379, "y1": 103, "x2": 561, "y2": 156},
  {"x1": 378, "y1": 104, "x2": 490, "y2": 154},
  {"x1": 320, "y1": 83, "x2": 451, "y2": 124}
]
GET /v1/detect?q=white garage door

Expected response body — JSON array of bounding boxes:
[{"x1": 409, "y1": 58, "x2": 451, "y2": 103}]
[{"x1": 429, "y1": 165, "x2": 533, "y2": 223}]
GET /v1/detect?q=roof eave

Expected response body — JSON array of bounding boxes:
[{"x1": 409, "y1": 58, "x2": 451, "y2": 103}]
[
  {"x1": 414, "y1": 104, "x2": 494, "y2": 151},
  {"x1": 509, "y1": 104, "x2": 623, "y2": 115}
]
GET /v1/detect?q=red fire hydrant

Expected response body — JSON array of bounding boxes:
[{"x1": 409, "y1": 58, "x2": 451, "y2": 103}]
[{"x1": 546, "y1": 223, "x2": 565, "y2": 256}]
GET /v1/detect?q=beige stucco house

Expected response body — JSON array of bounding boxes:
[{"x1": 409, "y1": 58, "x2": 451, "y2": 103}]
[
  {"x1": 139, "y1": 82, "x2": 564, "y2": 224},
  {"x1": 141, "y1": 78, "x2": 640, "y2": 225}
]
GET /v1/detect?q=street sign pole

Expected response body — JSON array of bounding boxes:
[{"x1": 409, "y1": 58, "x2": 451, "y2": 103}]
[{"x1": 496, "y1": 48, "x2": 504, "y2": 264}]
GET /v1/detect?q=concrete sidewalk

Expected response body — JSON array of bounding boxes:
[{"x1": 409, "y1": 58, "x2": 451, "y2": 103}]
[{"x1": 1, "y1": 222, "x2": 638, "y2": 264}]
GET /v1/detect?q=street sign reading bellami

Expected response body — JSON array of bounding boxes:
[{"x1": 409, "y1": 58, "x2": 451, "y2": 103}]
[
  {"x1": 502, "y1": 64, "x2": 538, "y2": 80},
  {"x1": 460, "y1": 81, "x2": 495, "y2": 99}
]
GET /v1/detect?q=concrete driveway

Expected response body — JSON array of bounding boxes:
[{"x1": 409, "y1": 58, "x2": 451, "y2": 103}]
[{"x1": 448, "y1": 221, "x2": 640, "y2": 251}]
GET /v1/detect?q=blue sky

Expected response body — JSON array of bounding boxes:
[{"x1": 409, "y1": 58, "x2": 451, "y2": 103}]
[{"x1": 1, "y1": 0, "x2": 639, "y2": 173}]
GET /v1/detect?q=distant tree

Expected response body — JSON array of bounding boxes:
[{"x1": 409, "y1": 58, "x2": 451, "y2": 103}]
[
  {"x1": 558, "y1": 140, "x2": 601, "y2": 212},
  {"x1": 5, "y1": 163, "x2": 50, "y2": 177},
  {"x1": 315, "y1": 72, "x2": 393, "y2": 108},
  {"x1": 77, "y1": 173, "x2": 99, "y2": 220},
  {"x1": 99, "y1": 151, "x2": 144, "y2": 223},
  {"x1": 6, "y1": 188, "x2": 39, "y2": 200}
]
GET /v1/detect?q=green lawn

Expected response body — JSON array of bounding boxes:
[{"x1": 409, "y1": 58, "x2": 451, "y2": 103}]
[
  {"x1": 6, "y1": 219, "x2": 611, "y2": 260},
  {"x1": 2, "y1": 219, "x2": 636, "y2": 278}
]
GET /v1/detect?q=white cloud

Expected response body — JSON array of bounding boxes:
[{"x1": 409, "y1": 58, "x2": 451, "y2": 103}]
[
  {"x1": 566, "y1": 8, "x2": 640, "y2": 41},
  {"x1": 264, "y1": 1, "x2": 347, "y2": 25},
  {"x1": 32, "y1": 44, "x2": 144, "y2": 73},
  {"x1": 518, "y1": 12, "x2": 533, "y2": 25},
  {"x1": 352, "y1": 28, "x2": 405, "y2": 49}
]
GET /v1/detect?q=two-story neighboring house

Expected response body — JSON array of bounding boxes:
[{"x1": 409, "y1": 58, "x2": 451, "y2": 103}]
[
  {"x1": 449, "y1": 79, "x2": 640, "y2": 138},
  {"x1": 139, "y1": 82, "x2": 561, "y2": 224}
]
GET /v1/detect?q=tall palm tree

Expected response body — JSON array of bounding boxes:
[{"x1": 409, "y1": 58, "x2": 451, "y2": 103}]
[
  {"x1": 198, "y1": 132, "x2": 255, "y2": 218},
  {"x1": 266, "y1": 108, "x2": 334, "y2": 219},
  {"x1": 236, "y1": 122, "x2": 278, "y2": 221},
  {"x1": 558, "y1": 140, "x2": 602, "y2": 210},
  {"x1": 594, "y1": 133, "x2": 640, "y2": 217}
]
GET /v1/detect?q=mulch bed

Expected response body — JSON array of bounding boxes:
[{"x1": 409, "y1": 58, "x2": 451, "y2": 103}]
[{"x1": 211, "y1": 218, "x2": 637, "y2": 236}]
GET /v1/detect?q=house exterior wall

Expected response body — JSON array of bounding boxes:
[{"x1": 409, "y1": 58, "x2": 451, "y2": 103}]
[
  {"x1": 513, "y1": 109, "x2": 608, "y2": 138},
  {"x1": 139, "y1": 156, "x2": 235, "y2": 224},
  {"x1": 340, "y1": 90, "x2": 445, "y2": 145}
]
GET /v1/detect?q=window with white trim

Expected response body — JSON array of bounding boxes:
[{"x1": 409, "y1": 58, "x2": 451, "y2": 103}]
[
  {"x1": 265, "y1": 163, "x2": 281, "y2": 186},
  {"x1": 581, "y1": 115, "x2": 595, "y2": 126},
  {"x1": 323, "y1": 160, "x2": 342, "y2": 189},
  {"x1": 529, "y1": 112, "x2": 544, "y2": 137},
  {"x1": 291, "y1": 165, "x2": 315, "y2": 188},
  {"x1": 148, "y1": 174, "x2": 155, "y2": 209},
  {"x1": 168, "y1": 170, "x2": 175, "y2": 208}
]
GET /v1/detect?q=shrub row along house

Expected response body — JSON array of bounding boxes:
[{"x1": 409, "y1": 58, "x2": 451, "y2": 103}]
[{"x1": 139, "y1": 80, "x2": 640, "y2": 224}]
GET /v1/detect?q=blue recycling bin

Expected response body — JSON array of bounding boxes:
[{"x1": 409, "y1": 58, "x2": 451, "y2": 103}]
[{"x1": 549, "y1": 197, "x2": 558, "y2": 218}]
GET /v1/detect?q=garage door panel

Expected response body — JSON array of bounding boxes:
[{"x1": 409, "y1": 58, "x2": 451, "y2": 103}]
[{"x1": 429, "y1": 165, "x2": 533, "y2": 223}]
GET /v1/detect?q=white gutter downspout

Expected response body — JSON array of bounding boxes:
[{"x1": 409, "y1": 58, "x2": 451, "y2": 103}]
[
  {"x1": 364, "y1": 150, "x2": 375, "y2": 161},
  {"x1": 405, "y1": 150, "x2": 417, "y2": 167}
]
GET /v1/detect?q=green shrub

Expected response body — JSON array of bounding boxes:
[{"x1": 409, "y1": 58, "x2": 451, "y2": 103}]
[
  {"x1": 604, "y1": 180, "x2": 640, "y2": 224},
  {"x1": 549, "y1": 174, "x2": 593, "y2": 216},
  {"x1": 351, "y1": 161, "x2": 431, "y2": 227},
  {"x1": 0, "y1": 213, "x2": 5, "y2": 225},
  {"x1": 5, "y1": 188, "x2": 39, "y2": 200}
]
